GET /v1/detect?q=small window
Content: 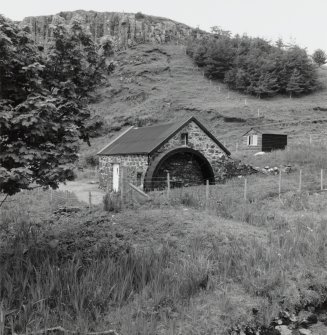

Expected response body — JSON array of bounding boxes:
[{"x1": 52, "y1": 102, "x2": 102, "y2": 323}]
[
  {"x1": 136, "y1": 172, "x2": 142, "y2": 186},
  {"x1": 247, "y1": 135, "x2": 258, "y2": 146},
  {"x1": 181, "y1": 133, "x2": 188, "y2": 145}
]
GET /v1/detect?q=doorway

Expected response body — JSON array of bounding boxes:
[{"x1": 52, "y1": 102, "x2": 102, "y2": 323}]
[{"x1": 112, "y1": 163, "x2": 120, "y2": 192}]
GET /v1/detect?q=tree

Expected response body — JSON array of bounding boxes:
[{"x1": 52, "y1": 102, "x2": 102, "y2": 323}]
[
  {"x1": 253, "y1": 72, "x2": 279, "y2": 98},
  {"x1": 286, "y1": 68, "x2": 305, "y2": 98},
  {"x1": 203, "y1": 38, "x2": 235, "y2": 79},
  {"x1": 312, "y1": 49, "x2": 327, "y2": 67},
  {"x1": 0, "y1": 15, "x2": 113, "y2": 197},
  {"x1": 186, "y1": 30, "x2": 318, "y2": 98}
]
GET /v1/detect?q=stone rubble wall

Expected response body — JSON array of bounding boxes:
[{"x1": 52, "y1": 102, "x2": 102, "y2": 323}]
[
  {"x1": 98, "y1": 121, "x2": 256, "y2": 191},
  {"x1": 150, "y1": 121, "x2": 236, "y2": 182},
  {"x1": 21, "y1": 10, "x2": 206, "y2": 48},
  {"x1": 98, "y1": 154, "x2": 148, "y2": 191}
]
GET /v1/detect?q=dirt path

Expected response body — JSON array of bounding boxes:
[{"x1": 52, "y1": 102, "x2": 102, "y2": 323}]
[{"x1": 58, "y1": 180, "x2": 105, "y2": 205}]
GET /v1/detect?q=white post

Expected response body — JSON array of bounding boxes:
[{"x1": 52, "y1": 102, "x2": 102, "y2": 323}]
[
  {"x1": 299, "y1": 169, "x2": 302, "y2": 192},
  {"x1": 310, "y1": 134, "x2": 312, "y2": 145},
  {"x1": 89, "y1": 192, "x2": 92, "y2": 210},
  {"x1": 236, "y1": 142, "x2": 238, "y2": 152},
  {"x1": 244, "y1": 178, "x2": 247, "y2": 201},
  {"x1": 257, "y1": 108, "x2": 260, "y2": 117},
  {"x1": 321, "y1": 169, "x2": 324, "y2": 191},
  {"x1": 244, "y1": 98, "x2": 247, "y2": 106}
]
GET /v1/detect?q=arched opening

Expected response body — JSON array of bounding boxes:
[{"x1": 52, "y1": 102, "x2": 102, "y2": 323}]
[{"x1": 144, "y1": 147, "x2": 215, "y2": 191}]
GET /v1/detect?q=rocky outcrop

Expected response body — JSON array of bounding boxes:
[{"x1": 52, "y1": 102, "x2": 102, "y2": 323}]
[{"x1": 21, "y1": 10, "x2": 205, "y2": 48}]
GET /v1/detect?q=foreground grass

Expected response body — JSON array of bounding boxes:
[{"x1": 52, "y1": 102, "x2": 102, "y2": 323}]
[
  {"x1": 2, "y1": 189, "x2": 327, "y2": 334},
  {"x1": 1, "y1": 144, "x2": 327, "y2": 334}
]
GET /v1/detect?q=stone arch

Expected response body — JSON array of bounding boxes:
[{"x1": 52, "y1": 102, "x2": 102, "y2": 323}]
[{"x1": 144, "y1": 147, "x2": 215, "y2": 191}]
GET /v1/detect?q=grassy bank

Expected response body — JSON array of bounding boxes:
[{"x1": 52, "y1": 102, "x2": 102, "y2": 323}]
[{"x1": 2, "y1": 189, "x2": 327, "y2": 334}]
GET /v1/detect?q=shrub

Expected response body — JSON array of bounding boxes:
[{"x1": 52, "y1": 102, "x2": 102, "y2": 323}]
[
  {"x1": 84, "y1": 154, "x2": 99, "y2": 168},
  {"x1": 135, "y1": 12, "x2": 145, "y2": 20}
]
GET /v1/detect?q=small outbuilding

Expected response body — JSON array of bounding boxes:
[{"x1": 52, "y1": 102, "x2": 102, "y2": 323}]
[
  {"x1": 241, "y1": 128, "x2": 288, "y2": 152},
  {"x1": 97, "y1": 116, "x2": 232, "y2": 192}
]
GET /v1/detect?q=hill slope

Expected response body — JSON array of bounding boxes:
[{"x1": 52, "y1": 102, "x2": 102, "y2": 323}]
[
  {"x1": 20, "y1": 11, "x2": 327, "y2": 157},
  {"x1": 84, "y1": 43, "x2": 327, "y2": 156}
]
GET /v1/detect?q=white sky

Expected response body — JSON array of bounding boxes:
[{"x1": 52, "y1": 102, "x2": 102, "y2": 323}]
[{"x1": 1, "y1": 0, "x2": 326, "y2": 53}]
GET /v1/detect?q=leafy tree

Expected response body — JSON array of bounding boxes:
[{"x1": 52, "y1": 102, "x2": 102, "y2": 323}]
[
  {"x1": 312, "y1": 49, "x2": 327, "y2": 67},
  {"x1": 0, "y1": 15, "x2": 113, "y2": 197}
]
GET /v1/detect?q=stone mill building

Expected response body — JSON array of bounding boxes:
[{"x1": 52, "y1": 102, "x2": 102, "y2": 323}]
[{"x1": 97, "y1": 116, "x2": 233, "y2": 192}]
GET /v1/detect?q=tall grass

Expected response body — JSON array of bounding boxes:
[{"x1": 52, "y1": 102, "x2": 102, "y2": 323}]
[{"x1": 2, "y1": 208, "x2": 327, "y2": 334}]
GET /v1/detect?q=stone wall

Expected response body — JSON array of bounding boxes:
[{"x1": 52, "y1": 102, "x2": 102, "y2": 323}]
[
  {"x1": 98, "y1": 154, "x2": 148, "y2": 191},
  {"x1": 151, "y1": 152, "x2": 205, "y2": 189},
  {"x1": 21, "y1": 10, "x2": 206, "y2": 48},
  {"x1": 151, "y1": 121, "x2": 230, "y2": 182}
]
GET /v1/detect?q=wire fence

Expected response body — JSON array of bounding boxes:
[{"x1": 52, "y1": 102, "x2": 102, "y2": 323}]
[
  {"x1": 145, "y1": 168, "x2": 327, "y2": 212},
  {"x1": 1, "y1": 163, "x2": 327, "y2": 216},
  {"x1": 102, "y1": 165, "x2": 327, "y2": 213}
]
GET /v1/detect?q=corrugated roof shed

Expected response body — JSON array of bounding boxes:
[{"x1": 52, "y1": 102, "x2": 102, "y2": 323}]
[
  {"x1": 98, "y1": 116, "x2": 230, "y2": 156},
  {"x1": 243, "y1": 127, "x2": 287, "y2": 136}
]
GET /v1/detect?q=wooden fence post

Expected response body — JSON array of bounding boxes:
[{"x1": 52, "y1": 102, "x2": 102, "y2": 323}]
[
  {"x1": 257, "y1": 108, "x2": 260, "y2": 117},
  {"x1": 167, "y1": 172, "x2": 170, "y2": 201},
  {"x1": 244, "y1": 178, "x2": 247, "y2": 201},
  {"x1": 321, "y1": 169, "x2": 324, "y2": 191},
  {"x1": 309, "y1": 134, "x2": 312, "y2": 145},
  {"x1": 205, "y1": 179, "x2": 209, "y2": 210},
  {"x1": 107, "y1": 179, "x2": 110, "y2": 194},
  {"x1": 278, "y1": 169, "x2": 282, "y2": 199},
  {"x1": 299, "y1": 169, "x2": 302, "y2": 192},
  {"x1": 89, "y1": 191, "x2": 92, "y2": 210}
]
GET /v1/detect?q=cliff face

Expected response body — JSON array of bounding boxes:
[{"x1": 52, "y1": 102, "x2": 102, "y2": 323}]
[{"x1": 21, "y1": 10, "x2": 204, "y2": 48}]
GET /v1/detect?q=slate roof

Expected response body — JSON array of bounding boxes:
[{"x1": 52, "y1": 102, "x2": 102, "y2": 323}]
[{"x1": 98, "y1": 116, "x2": 230, "y2": 156}]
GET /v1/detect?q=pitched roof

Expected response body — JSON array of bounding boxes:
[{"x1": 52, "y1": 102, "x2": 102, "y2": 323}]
[
  {"x1": 97, "y1": 116, "x2": 230, "y2": 156},
  {"x1": 242, "y1": 127, "x2": 287, "y2": 136}
]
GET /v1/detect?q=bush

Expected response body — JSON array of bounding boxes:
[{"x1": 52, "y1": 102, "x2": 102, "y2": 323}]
[
  {"x1": 84, "y1": 154, "x2": 99, "y2": 168},
  {"x1": 135, "y1": 12, "x2": 145, "y2": 20}
]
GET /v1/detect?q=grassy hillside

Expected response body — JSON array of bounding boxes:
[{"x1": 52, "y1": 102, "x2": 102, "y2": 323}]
[{"x1": 83, "y1": 43, "x2": 327, "y2": 158}]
